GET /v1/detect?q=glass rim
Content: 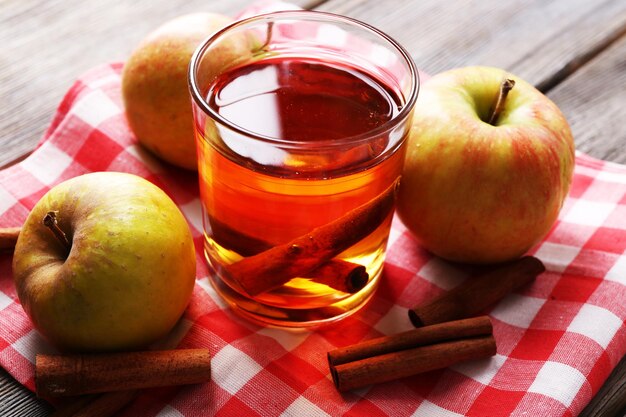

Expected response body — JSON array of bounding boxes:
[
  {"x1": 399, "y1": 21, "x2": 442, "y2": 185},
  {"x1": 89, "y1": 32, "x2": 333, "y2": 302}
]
[{"x1": 188, "y1": 10, "x2": 420, "y2": 148}]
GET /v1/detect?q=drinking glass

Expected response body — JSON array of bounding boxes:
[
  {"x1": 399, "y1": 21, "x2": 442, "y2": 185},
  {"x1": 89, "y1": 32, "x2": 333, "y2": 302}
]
[{"x1": 189, "y1": 10, "x2": 419, "y2": 327}]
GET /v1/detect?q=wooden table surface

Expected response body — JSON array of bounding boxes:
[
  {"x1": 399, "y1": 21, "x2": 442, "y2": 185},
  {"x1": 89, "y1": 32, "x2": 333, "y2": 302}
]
[{"x1": 1, "y1": 0, "x2": 625, "y2": 415}]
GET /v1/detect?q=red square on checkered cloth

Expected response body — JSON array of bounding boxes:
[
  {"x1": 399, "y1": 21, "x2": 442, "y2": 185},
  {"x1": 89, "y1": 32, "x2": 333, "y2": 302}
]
[{"x1": 2, "y1": 3, "x2": 626, "y2": 416}]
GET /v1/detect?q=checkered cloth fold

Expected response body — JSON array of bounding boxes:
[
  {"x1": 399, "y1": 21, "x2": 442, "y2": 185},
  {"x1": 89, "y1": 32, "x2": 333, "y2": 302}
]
[{"x1": 2, "y1": 4, "x2": 626, "y2": 416}]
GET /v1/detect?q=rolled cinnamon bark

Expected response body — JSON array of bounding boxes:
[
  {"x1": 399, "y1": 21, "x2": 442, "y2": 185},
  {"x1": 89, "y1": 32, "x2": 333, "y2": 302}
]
[
  {"x1": 309, "y1": 259, "x2": 369, "y2": 294},
  {"x1": 330, "y1": 335, "x2": 496, "y2": 392},
  {"x1": 208, "y1": 216, "x2": 270, "y2": 257},
  {"x1": 36, "y1": 349, "x2": 211, "y2": 398},
  {"x1": 209, "y1": 215, "x2": 369, "y2": 294},
  {"x1": 328, "y1": 316, "x2": 492, "y2": 366},
  {"x1": 409, "y1": 256, "x2": 544, "y2": 327},
  {"x1": 226, "y1": 180, "x2": 399, "y2": 296}
]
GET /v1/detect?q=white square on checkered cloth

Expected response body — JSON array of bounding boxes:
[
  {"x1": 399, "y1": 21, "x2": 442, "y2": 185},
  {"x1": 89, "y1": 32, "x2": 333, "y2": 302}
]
[
  {"x1": 490, "y1": 294, "x2": 545, "y2": 328},
  {"x1": 281, "y1": 396, "x2": 330, "y2": 417},
  {"x1": 12, "y1": 330, "x2": 54, "y2": 364},
  {"x1": 387, "y1": 221, "x2": 404, "y2": 247},
  {"x1": 452, "y1": 353, "x2": 506, "y2": 385},
  {"x1": 0, "y1": 187, "x2": 17, "y2": 215},
  {"x1": 196, "y1": 278, "x2": 229, "y2": 310},
  {"x1": 534, "y1": 242, "x2": 580, "y2": 273},
  {"x1": 374, "y1": 304, "x2": 415, "y2": 335},
  {"x1": 605, "y1": 253, "x2": 626, "y2": 284},
  {"x1": 597, "y1": 170, "x2": 626, "y2": 185},
  {"x1": 125, "y1": 144, "x2": 165, "y2": 174},
  {"x1": 418, "y1": 257, "x2": 468, "y2": 290},
  {"x1": 156, "y1": 405, "x2": 184, "y2": 417},
  {"x1": 563, "y1": 199, "x2": 616, "y2": 227},
  {"x1": 0, "y1": 292, "x2": 12, "y2": 312},
  {"x1": 86, "y1": 73, "x2": 122, "y2": 90},
  {"x1": 567, "y1": 304, "x2": 622, "y2": 349},
  {"x1": 21, "y1": 141, "x2": 73, "y2": 185},
  {"x1": 72, "y1": 89, "x2": 121, "y2": 128},
  {"x1": 527, "y1": 361, "x2": 586, "y2": 408},
  {"x1": 412, "y1": 400, "x2": 464, "y2": 417},
  {"x1": 257, "y1": 327, "x2": 309, "y2": 351},
  {"x1": 179, "y1": 198, "x2": 204, "y2": 235},
  {"x1": 212, "y1": 345, "x2": 263, "y2": 395}
]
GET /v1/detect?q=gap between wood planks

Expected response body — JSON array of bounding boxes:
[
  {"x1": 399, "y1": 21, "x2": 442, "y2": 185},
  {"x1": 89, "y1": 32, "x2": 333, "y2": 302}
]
[
  {"x1": 0, "y1": 0, "x2": 328, "y2": 172},
  {"x1": 533, "y1": 20, "x2": 626, "y2": 93},
  {"x1": 307, "y1": 0, "x2": 625, "y2": 95}
]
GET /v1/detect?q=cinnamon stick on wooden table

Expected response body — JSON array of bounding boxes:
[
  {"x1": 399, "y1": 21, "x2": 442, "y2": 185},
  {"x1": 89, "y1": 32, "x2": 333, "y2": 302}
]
[
  {"x1": 226, "y1": 180, "x2": 399, "y2": 296},
  {"x1": 409, "y1": 256, "x2": 545, "y2": 327},
  {"x1": 328, "y1": 316, "x2": 496, "y2": 392}
]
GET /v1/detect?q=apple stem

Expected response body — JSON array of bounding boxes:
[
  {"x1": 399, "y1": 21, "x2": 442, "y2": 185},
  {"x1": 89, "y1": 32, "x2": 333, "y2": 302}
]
[
  {"x1": 258, "y1": 21, "x2": 274, "y2": 52},
  {"x1": 487, "y1": 78, "x2": 516, "y2": 125},
  {"x1": 43, "y1": 211, "x2": 71, "y2": 253}
]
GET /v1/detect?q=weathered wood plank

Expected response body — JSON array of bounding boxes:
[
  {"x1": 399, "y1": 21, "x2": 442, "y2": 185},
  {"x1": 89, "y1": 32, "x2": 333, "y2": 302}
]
[
  {"x1": 548, "y1": 34, "x2": 626, "y2": 164},
  {"x1": 0, "y1": 368, "x2": 52, "y2": 417},
  {"x1": 0, "y1": 0, "x2": 319, "y2": 169},
  {"x1": 317, "y1": 0, "x2": 626, "y2": 164},
  {"x1": 317, "y1": 0, "x2": 626, "y2": 89},
  {"x1": 580, "y1": 352, "x2": 626, "y2": 417}
]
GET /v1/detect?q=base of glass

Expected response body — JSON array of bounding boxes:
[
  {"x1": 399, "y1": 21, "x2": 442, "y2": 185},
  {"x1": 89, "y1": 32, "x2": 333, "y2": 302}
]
[{"x1": 204, "y1": 252, "x2": 380, "y2": 329}]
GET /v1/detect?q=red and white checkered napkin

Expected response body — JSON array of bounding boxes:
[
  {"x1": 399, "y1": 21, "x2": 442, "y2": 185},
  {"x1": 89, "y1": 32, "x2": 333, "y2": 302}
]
[{"x1": 2, "y1": 9, "x2": 626, "y2": 417}]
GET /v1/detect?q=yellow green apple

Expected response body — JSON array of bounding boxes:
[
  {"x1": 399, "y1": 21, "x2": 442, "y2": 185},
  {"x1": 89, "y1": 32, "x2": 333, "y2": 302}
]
[
  {"x1": 397, "y1": 66, "x2": 575, "y2": 264},
  {"x1": 12, "y1": 172, "x2": 196, "y2": 352}
]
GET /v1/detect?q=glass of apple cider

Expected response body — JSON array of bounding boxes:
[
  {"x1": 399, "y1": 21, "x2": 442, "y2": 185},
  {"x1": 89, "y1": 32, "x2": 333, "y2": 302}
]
[{"x1": 188, "y1": 11, "x2": 418, "y2": 328}]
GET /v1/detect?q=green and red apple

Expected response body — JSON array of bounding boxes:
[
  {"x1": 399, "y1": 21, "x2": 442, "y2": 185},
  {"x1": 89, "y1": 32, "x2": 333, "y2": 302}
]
[
  {"x1": 122, "y1": 13, "x2": 236, "y2": 170},
  {"x1": 12, "y1": 172, "x2": 196, "y2": 352},
  {"x1": 397, "y1": 66, "x2": 575, "y2": 264}
]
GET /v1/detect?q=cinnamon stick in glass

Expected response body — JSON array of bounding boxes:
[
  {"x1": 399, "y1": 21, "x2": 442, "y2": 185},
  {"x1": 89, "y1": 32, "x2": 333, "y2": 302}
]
[
  {"x1": 0, "y1": 226, "x2": 20, "y2": 250},
  {"x1": 409, "y1": 256, "x2": 545, "y2": 327},
  {"x1": 226, "y1": 180, "x2": 398, "y2": 296},
  {"x1": 328, "y1": 316, "x2": 496, "y2": 392},
  {"x1": 208, "y1": 215, "x2": 273, "y2": 257},
  {"x1": 309, "y1": 259, "x2": 369, "y2": 294},
  {"x1": 36, "y1": 349, "x2": 211, "y2": 398},
  {"x1": 209, "y1": 215, "x2": 369, "y2": 294}
]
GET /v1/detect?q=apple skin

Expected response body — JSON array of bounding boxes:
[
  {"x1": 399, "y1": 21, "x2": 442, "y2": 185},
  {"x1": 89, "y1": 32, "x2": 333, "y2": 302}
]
[
  {"x1": 12, "y1": 172, "x2": 196, "y2": 352},
  {"x1": 396, "y1": 66, "x2": 575, "y2": 264},
  {"x1": 122, "y1": 13, "x2": 235, "y2": 170}
]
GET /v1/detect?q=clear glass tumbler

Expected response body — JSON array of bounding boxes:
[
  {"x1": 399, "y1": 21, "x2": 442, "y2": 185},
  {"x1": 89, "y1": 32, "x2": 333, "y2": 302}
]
[{"x1": 189, "y1": 11, "x2": 419, "y2": 328}]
